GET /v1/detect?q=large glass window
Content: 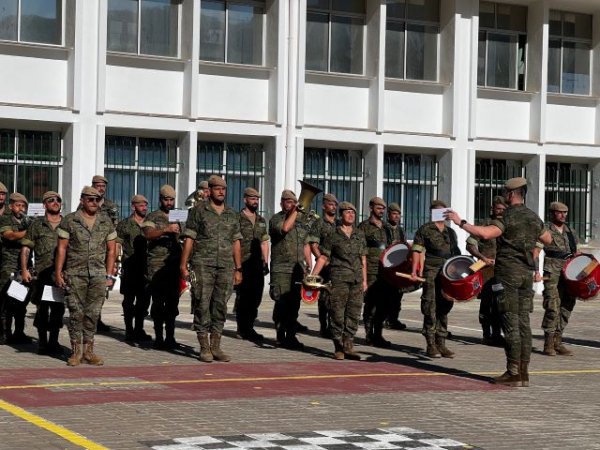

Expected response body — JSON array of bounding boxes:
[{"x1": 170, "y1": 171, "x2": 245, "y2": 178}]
[
  {"x1": 385, "y1": 0, "x2": 439, "y2": 81},
  {"x1": 0, "y1": 0, "x2": 62, "y2": 45},
  {"x1": 306, "y1": 0, "x2": 365, "y2": 75},
  {"x1": 105, "y1": 136, "x2": 178, "y2": 218},
  {"x1": 107, "y1": 0, "x2": 180, "y2": 57},
  {"x1": 196, "y1": 141, "x2": 264, "y2": 212},
  {"x1": 548, "y1": 11, "x2": 592, "y2": 96},
  {"x1": 383, "y1": 152, "x2": 437, "y2": 239},
  {"x1": 478, "y1": 1, "x2": 527, "y2": 90},
  {"x1": 0, "y1": 129, "x2": 62, "y2": 203},
  {"x1": 199, "y1": 0, "x2": 264, "y2": 65},
  {"x1": 474, "y1": 158, "x2": 523, "y2": 224},
  {"x1": 304, "y1": 147, "x2": 364, "y2": 219}
]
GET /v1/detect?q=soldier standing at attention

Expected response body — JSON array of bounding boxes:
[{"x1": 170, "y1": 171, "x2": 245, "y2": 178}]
[
  {"x1": 411, "y1": 200, "x2": 460, "y2": 358},
  {"x1": 234, "y1": 187, "x2": 269, "y2": 343},
  {"x1": 116, "y1": 195, "x2": 152, "y2": 342},
  {"x1": 312, "y1": 201, "x2": 367, "y2": 360},
  {"x1": 141, "y1": 185, "x2": 181, "y2": 349},
  {"x1": 540, "y1": 201, "x2": 578, "y2": 357},
  {"x1": 446, "y1": 177, "x2": 551, "y2": 386},
  {"x1": 359, "y1": 197, "x2": 391, "y2": 348},
  {"x1": 384, "y1": 202, "x2": 408, "y2": 331},
  {"x1": 21, "y1": 191, "x2": 64, "y2": 354},
  {"x1": 269, "y1": 189, "x2": 312, "y2": 350},
  {"x1": 55, "y1": 186, "x2": 117, "y2": 366},
  {"x1": 306, "y1": 193, "x2": 338, "y2": 338},
  {"x1": 0, "y1": 193, "x2": 31, "y2": 344},
  {"x1": 181, "y1": 175, "x2": 242, "y2": 363}
]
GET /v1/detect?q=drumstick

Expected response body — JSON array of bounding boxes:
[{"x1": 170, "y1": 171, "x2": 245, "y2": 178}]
[
  {"x1": 396, "y1": 272, "x2": 426, "y2": 283},
  {"x1": 469, "y1": 260, "x2": 487, "y2": 273}
]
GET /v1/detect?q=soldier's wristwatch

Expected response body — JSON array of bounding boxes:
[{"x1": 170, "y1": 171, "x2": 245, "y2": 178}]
[
  {"x1": 234, "y1": 267, "x2": 242, "y2": 272},
  {"x1": 459, "y1": 220, "x2": 468, "y2": 228}
]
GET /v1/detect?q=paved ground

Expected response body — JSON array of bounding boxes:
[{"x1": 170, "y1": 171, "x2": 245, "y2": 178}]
[{"x1": 1, "y1": 290, "x2": 600, "y2": 450}]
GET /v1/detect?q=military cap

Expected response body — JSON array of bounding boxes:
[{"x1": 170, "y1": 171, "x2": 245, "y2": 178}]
[
  {"x1": 244, "y1": 187, "x2": 261, "y2": 198},
  {"x1": 430, "y1": 199, "x2": 447, "y2": 209},
  {"x1": 549, "y1": 201, "x2": 568, "y2": 212},
  {"x1": 369, "y1": 197, "x2": 386, "y2": 207},
  {"x1": 198, "y1": 180, "x2": 209, "y2": 190},
  {"x1": 492, "y1": 195, "x2": 508, "y2": 207},
  {"x1": 0, "y1": 182, "x2": 7, "y2": 193},
  {"x1": 92, "y1": 175, "x2": 108, "y2": 184},
  {"x1": 9, "y1": 192, "x2": 28, "y2": 204},
  {"x1": 339, "y1": 201, "x2": 356, "y2": 213},
  {"x1": 131, "y1": 194, "x2": 148, "y2": 204},
  {"x1": 208, "y1": 175, "x2": 227, "y2": 188},
  {"x1": 159, "y1": 184, "x2": 176, "y2": 198},
  {"x1": 388, "y1": 202, "x2": 401, "y2": 213},
  {"x1": 504, "y1": 177, "x2": 527, "y2": 191},
  {"x1": 281, "y1": 189, "x2": 297, "y2": 201},
  {"x1": 81, "y1": 186, "x2": 101, "y2": 198},
  {"x1": 42, "y1": 191, "x2": 61, "y2": 202},
  {"x1": 323, "y1": 193, "x2": 338, "y2": 204}
]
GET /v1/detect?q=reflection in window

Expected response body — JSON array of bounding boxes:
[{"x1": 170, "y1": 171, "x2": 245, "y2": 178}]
[{"x1": 0, "y1": 0, "x2": 62, "y2": 44}]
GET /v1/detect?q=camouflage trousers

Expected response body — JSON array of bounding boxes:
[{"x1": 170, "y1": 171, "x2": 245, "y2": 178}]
[
  {"x1": 65, "y1": 275, "x2": 105, "y2": 342},
  {"x1": 495, "y1": 265, "x2": 534, "y2": 363},
  {"x1": 542, "y1": 271, "x2": 576, "y2": 334},
  {"x1": 420, "y1": 266, "x2": 453, "y2": 338},
  {"x1": 270, "y1": 268, "x2": 303, "y2": 336},
  {"x1": 192, "y1": 265, "x2": 233, "y2": 334},
  {"x1": 329, "y1": 279, "x2": 363, "y2": 342}
]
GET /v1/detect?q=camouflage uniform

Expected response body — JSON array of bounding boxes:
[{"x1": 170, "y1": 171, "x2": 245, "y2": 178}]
[
  {"x1": 235, "y1": 210, "x2": 269, "y2": 338},
  {"x1": 412, "y1": 222, "x2": 460, "y2": 339},
  {"x1": 116, "y1": 215, "x2": 149, "y2": 337},
  {"x1": 57, "y1": 210, "x2": 117, "y2": 342},
  {"x1": 184, "y1": 202, "x2": 242, "y2": 334},
  {"x1": 384, "y1": 223, "x2": 407, "y2": 326},
  {"x1": 78, "y1": 198, "x2": 119, "y2": 225}
]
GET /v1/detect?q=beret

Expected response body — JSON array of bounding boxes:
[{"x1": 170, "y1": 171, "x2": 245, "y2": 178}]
[
  {"x1": 323, "y1": 193, "x2": 338, "y2": 204},
  {"x1": 492, "y1": 195, "x2": 508, "y2": 207},
  {"x1": 92, "y1": 175, "x2": 108, "y2": 184},
  {"x1": 281, "y1": 189, "x2": 297, "y2": 201},
  {"x1": 81, "y1": 186, "x2": 101, "y2": 197},
  {"x1": 0, "y1": 182, "x2": 7, "y2": 193},
  {"x1": 504, "y1": 177, "x2": 527, "y2": 190},
  {"x1": 338, "y1": 201, "x2": 356, "y2": 213},
  {"x1": 549, "y1": 201, "x2": 568, "y2": 212},
  {"x1": 369, "y1": 197, "x2": 386, "y2": 207},
  {"x1": 430, "y1": 199, "x2": 447, "y2": 209},
  {"x1": 159, "y1": 184, "x2": 176, "y2": 198},
  {"x1": 388, "y1": 202, "x2": 401, "y2": 213},
  {"x1": 244, "y1": 187, "x2": 261, "y2": 198},
  {"x1": 208, "y1": 175, "x2": 227, "y2": 188},
  {"x1": 198, "y1": 180, "x2": 209, "y2": 189},
  {"x1": 42, "y1": 191, "x2": 61, "y2": 202},
  {"x1": 131, "y1": 194, "x2": 148, "y2": 204},
  {"x1": 9, "y1": 192, "x2": 28, "y2": 204}
]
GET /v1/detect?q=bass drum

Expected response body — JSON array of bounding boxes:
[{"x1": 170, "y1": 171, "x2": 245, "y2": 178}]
[
  {"x1": 441, "y1": 255, "x2": 483, "y2": 302},
  {"x1": 380, "y1": 243, "x2": 418, "y2": 289},
  {"x1": 562, "y1": 254, "x2": 600, "y2": 300}
]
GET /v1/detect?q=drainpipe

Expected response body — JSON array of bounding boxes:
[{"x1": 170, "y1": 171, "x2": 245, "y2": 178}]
[{"x1": 284, "y1": 0, "x2": 299, "y2": 188}]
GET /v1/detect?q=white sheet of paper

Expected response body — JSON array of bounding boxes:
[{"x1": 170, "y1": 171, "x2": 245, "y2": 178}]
[
  {"x1": 7, "y1": 280, "x2": 28, "y2": 302},
  {"x1": 42, "y1": 285, "x2": 65, "y2": 303},
  {"x1": 27, "y1": 203, "x2": 45, "y2": 216},
  {"x1": 431, "y1": 208, "x2": 451, "y2": 222},
  {"x1": 169, "y1": 209, "x2": 188, "y2": 223}
]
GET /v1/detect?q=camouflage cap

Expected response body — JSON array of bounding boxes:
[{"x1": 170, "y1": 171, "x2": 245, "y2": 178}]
[
  {"x1": 550, "y1": 201, "x2": 568, "y2": 212},
  {"x1": 131, "y1": 194, "x2": 148, "y2": 204},
  {"x1": 208, "y1": 175, "x2": 227, "y2": 188},
  {"x1": 81, "y1": 186, "x2": 101, "y2": 198},
  {"x1": 323, "y1": 193, "x2": 338, "y2": 204},
  {"x1": 244, "y1": 187, "x2": 261, "y2": 198},
  {"x1": 198, "y1": 180, "x2": 209, "y2": 189},
  {"x1": 492, "y1": 195, "x2": 508, "y2": 207},
  {"x1": 369, "y1": 197, "x2": 386, "y2": 208},
  {"x1": 504, "y1": 177, "x2": 527, "y2": 191},
  {"x1": 388, "y1": 202, "x2": 401, "y2": 213},
  {"x1": 281, "y1": 189, "x2": 297, "y2": 201},
  {"x1": 42, "y1": 191, "x2": 61, "y2": 202},
  {"x1": 0, "y1": 182, "x2": 7, "y2": 193},
  {"x1": 92, "y1": 175, "x2": 108, "y2": 184},
  {"x1": 430, "y1": 199, "x2": 447, "y2": 209},
  {"x1": 159, "y1": 184, "x2": 176, "y2": 199},
  {"x1": 339, "y1": 201, "x2": 356, "y2": 213},
  {"x1": 9, "y1": 192, "x2": 28, "y2": 204}
]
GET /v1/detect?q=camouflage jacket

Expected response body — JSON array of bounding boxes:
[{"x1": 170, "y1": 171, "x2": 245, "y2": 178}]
[
  {"x1": 0, "y1": 213, "x2": 29, "y2": 273},
  {"x1": 116, "y1": 215, "x2": 147, "y2": 261},
  {"x1": 21, "y1": 216, "x2": 60, "y2": 274},
  {"x1": 385, "y1": 223, "x2": 406, "y2": 246},
  {"x1": 412, "y1": 221, "x2": 460, "y2": 269},
  {"x1": 269, "y1": 211, "x2": 311, "y2": 274},
  {"x1": 78, "y1": 197, "x2": 120, "y2": 226},
  {"x1": 307, "y1": 216, "x2": 337, "y2": 244},
  {"x1": 239, "y1": 209, "x2": 269, "y2": 267},
  {"x1": 184, "y1": 202, "x2": 242, "y2": 269},
  {"x1": 466, "y1": 217, "x2": 497, "y2": 259},
  {"x1": 542, "y1": 223, "x2": 579, "y2": 275},
  {"x1": 57, "y1": 210, "x2": 117, "y2": 277},
  {"x1": 321, "y1": 226, "x2": 367, "y2": 283},
  {"x1": 358, "y1": 218, "x2": 388, "y2": 275},
  {"x1": 141, "y1": 209, "x2": 181, "y2": 274}
]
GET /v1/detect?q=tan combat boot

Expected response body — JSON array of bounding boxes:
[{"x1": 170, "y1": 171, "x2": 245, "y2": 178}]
[
  {"x1": 210, "y1": 333, "x2": 231, "y2": 362},
  {"x1": 333, "y1": 340, "x2": 344, "y2": 360},
  {"x1": 435, "y1": 336, "x2": 455, "y2": 358},
  {"x1": 425, "y1": 335, "x2": 441, "y2": 358},
  {"x1": 492, "y1": 359, "x2": 520, "y2": 386},
  {"x1": 81, "y1": 340, "x2": 104, "y2": 365},
  {"x1": 543, "y1": 332, "x2": 556, "y2": 356},
  {"x1": 520, "y1": 360, "x2": 529, "y2": 387},
  {"x1": 554, "y1": 332, "x2": 573, "y2": 356},
  {"x1": 67, "y1": 340, "x2": 81, "y2": 366},
  {"x1": 343, "y1": 337, "x2": 361, "y2": 361},
  {"x1": 197, "y1": 333, "x2": 213, "y2": 363}
]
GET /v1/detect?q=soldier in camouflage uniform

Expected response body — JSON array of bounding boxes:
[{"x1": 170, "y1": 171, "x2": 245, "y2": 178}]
[
  {"x1": 359, "y1": 197, "x2": 392, "y2": 348},
  {"x1": 55, "y1": 186, "x2": 117, "y2": 366},
  {"x1": 466, "y1": 196, "x2": 507, "y2": 346},
  {"x1": 269, "y1": 189, "x2": 312, "y2": 350},
  {"x1": 181, "y1": 175, "x2": 242, "y2": 363},
  {"x1": 306, "y1": 193, "x2": 338, "y2": 338},
  {"x1": 411, "y1": 200, "x2": 460, "y2": 358},
  {"x1": 0, "y1": 182, "x2": 8, "y2": 216},
  {"x1": 0, "y1": 193, "x2": 31, "y2": 345},
  {"x1": 447, "y1": 177, "x2": 551, "y2": 387},
  {"x1": 540, "y1": 201, "x2": 579, "y2": 357},
  {"x1": 185, "y1": 180, "x2": 210, "y2": 208},
  {"x1": 234, "y1": 187, "x2": 269, "y2": 343},
  {"x1": 116, "y1": 195, "x2": 151, "y2": 342},
  {"x1": 313, "y1": 201, "x2": 367, "y2": 360},
  {"x1": 21, "y1": 191, "x2": 64, "y2": 354},
  {"x1": 384, "y1": 202, "x2": 408, "y2": 331},
  {"x1": 141, "y1": 185, "x2": 181, "y2": 349}
]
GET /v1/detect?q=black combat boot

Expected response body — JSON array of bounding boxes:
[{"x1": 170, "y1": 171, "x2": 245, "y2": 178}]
[
  {"x1": 436, "y1": 336, "x2": 455, "y2": 358},
  {"x1": 371, "y1": 325, "x2": 391, "y2": 348},
  {"x1": 11, "y1": 313, "x2": 32, "y2": 345},
  {"x1": 37, "y1": 329, "x2": 48, "y2": 355},
  {"x1": 153, "y1": 323, "x2": 165, "y2": 349},
  {"x1": 123, "y1": 313, "x2": 134, "y2": 341},
  {"x1": 425, "y1": 335, "x2": 441, "y2": 358},
  {"x1": 47, "y1": 330, "x2": 62, "y2": 355},
  {"x1": 543, "y1": 332, "x2": 556, "y2": 356},
  {"x1": 492, "y1": 360, "x2": 520, "y2": 386},
  {"x1": 164, "y1": 321, "x2": 178, "y2": 349},
  {"x1": 554, "y1": 332, "x2": 573, "y2": 356}
]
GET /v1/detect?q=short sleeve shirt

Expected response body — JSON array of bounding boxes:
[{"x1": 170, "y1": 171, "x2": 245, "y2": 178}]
[
  {"x1": 22, "y1": 216, "x2": 60, "y2": 273},
  {"x1": 321, "y1": 226, "x2": 367, "y2": 283}
]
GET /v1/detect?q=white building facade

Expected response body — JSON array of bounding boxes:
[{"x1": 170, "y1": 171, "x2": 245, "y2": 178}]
[{"x1": 1, "y1": 0, "x2": 600, "y2": 241}]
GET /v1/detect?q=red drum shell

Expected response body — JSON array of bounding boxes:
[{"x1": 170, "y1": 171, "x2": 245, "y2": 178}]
[
  {"x1": 380, "y1": 243, "x2": 415, "y2": 289},
  {"x1": 441, "y1": 255, "x2": 483, "y2": 302},
  {"x1": 179, "y1": 278, "x2": 190, "y2": 297},
  {"x1": 301, "y1": 285, "x2": 320, "y2": 304},
  {"x1": 562, "y1": 254, "x2": 600, "y2": 300}
]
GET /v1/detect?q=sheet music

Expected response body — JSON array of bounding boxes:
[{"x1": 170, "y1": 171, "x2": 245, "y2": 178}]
[
  {"x1": 7, "y1": 281, "x2": 28, "y2": 302},
  {"x1": 42, "y1": 285, "x2": 65, "y2": 303}
]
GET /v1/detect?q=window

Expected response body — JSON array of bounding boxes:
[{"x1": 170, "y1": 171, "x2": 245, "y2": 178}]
[
  {"x1": 306, "y1": 0, "x2": 365, "y2": 75},
  {"x1": 548, "y1": 11, "x2": 592, "y2": 96},
  {"x1": 304, "y1": 147, "x2": 364, "y2": 218},
  {"x1": 478, "y1": 1, "x2": 527, "y2": 90},
  {"x1": 107, "y1": 0, "x2": 180, "y2": 57},
  {"x1": 474, "y1": 158, "x2": 523, "y2": 224},
  {"x1": 383, "y1": 152, "x2": 437, "y2": 239},
  {"x1": 200, "y1": 0, "x2": 265, "y2": 65},
  {"x1": 105, "y1": 136, "x2": 178, "y2": 218},
  {"x1": 545, "y1": 162, "x2": 592, "y2": 241},
  {"x1": 0, "y1": 0, "x2": 62, "y2": 45},
  {"x1": 197, "y1": 141, "x2": 265, "y2": 212},
  {"x1": 385, "y1": 0, "x2": 439, "y2": 81},
  {"x1": 0, "y1": 129, "x2": 62, "y2": 203}
]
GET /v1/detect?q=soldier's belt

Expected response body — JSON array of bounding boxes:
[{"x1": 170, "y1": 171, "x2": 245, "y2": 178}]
[
  {"x1": 544, "y1": 250, "x2": 572, "y2": 260},
  {"x1": 366, "y1": 239, "x2": 386, "y2": 250}
]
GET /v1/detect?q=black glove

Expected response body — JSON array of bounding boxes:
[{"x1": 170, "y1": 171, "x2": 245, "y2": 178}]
[{"x1": 262, "y1": 262, "x2": 270, "y2": 276}]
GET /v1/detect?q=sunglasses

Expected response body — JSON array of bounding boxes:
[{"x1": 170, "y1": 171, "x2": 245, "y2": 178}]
[
  {"x1": 45, "y1": 197, "x2": 62, "y2": 204},
  {"x1": 83, "y1": 196, "x2": 100, "y2": 203}
]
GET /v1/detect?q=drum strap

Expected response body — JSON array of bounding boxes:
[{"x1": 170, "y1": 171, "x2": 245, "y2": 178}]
[
  {"x1": 566, "y1": 228, "x2": 577, "y2": 255},
  {"x1": 448, "y1": 229, "x2": 461, "y2": 257}
]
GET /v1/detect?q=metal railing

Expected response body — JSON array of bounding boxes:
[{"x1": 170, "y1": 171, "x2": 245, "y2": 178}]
[{"x1": 474, "y1": 158, "x2": 524, "y2": 224}]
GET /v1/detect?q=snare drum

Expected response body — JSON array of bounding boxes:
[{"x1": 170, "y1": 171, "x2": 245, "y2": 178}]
[
  {"x1": 380, "y1": 243, "x2": 416, "y2": 289},
  {"x1": 440, "y1": 255, "x2": 483, "y2": 302},
  {"x1": 562, "y1": 254, "x2": 600, "y2": 300}
]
